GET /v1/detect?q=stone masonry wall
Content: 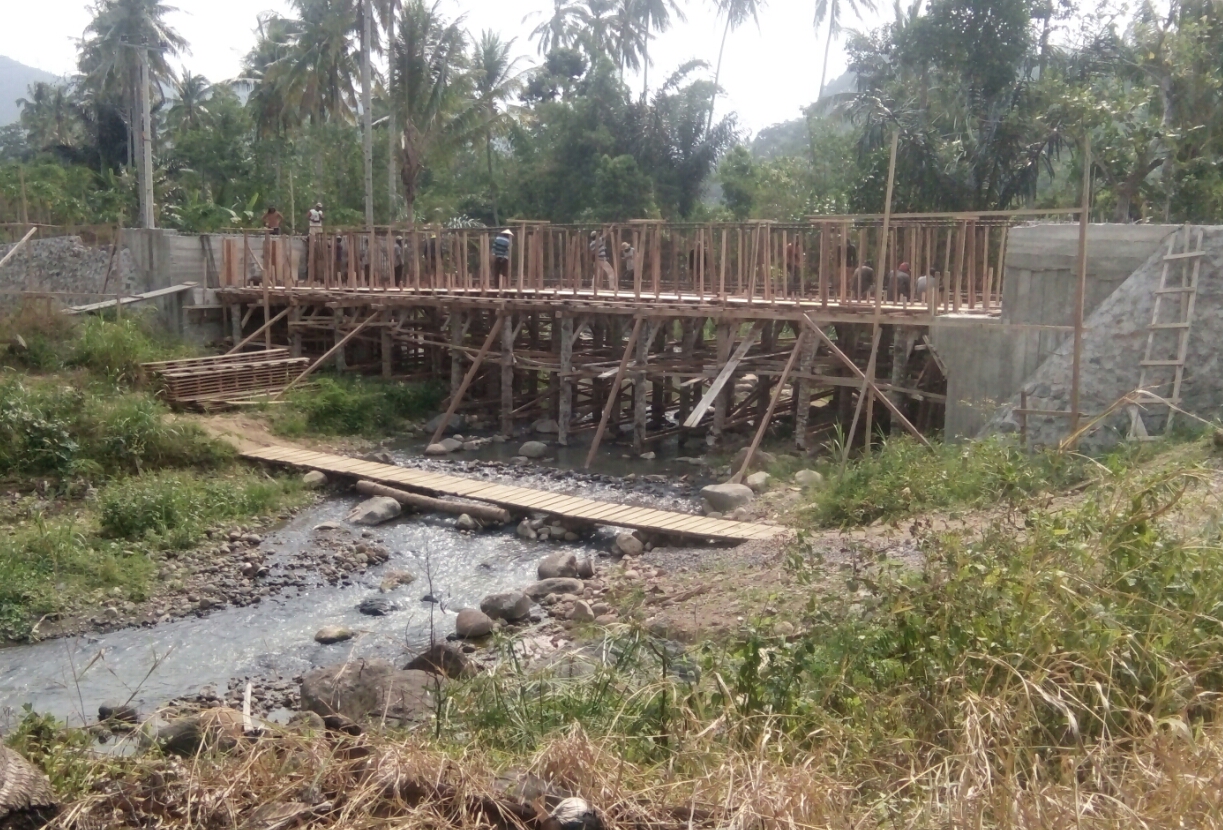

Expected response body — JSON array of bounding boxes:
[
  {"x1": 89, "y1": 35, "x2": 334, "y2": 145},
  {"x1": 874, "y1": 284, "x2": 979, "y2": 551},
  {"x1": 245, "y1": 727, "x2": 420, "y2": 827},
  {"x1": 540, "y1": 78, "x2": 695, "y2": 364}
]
[
  {"x1": 983, "y1": 225, "x2": 1223, "y2": 451},
  {"x1": 0, "y1": 236, "x2": 136, "y2": 312}
]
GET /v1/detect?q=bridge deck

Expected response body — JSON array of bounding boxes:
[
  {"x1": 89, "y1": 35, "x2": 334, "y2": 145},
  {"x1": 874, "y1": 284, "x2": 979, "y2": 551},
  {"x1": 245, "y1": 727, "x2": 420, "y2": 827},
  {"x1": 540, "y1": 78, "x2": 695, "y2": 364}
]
[{"x1": 242, "y1": 445, "x2": 782, "y2": 543}]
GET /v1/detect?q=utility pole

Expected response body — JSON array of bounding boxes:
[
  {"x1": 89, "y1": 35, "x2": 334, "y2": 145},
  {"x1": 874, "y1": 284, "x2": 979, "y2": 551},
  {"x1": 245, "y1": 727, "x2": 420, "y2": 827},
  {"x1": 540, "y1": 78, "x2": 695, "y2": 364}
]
[
  {"x1": 361, "y1": 0, "x2": 374, "y2": 231},
  {"x1": 131, "y1": 43, "x2": 156, "y2": 229}
]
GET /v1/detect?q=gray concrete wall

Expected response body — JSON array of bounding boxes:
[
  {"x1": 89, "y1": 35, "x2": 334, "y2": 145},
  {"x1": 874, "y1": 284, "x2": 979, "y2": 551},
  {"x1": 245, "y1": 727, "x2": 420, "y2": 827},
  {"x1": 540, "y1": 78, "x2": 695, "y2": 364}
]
[
  {"x1": 983, "y1": 225, "x2": 1223, "y2": 450},
  {"x1": 932, "y1": 316, "x2": 1044, "y2": 439}
]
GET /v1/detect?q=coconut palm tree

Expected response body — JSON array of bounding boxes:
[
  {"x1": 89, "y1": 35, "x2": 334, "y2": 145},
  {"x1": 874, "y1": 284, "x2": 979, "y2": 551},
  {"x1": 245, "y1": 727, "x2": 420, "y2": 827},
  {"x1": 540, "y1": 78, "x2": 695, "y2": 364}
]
[
  {"x1": 276, "y1": 0, "x2": 361, "y2": 124},
  {"x1": 242, "y1": 12, "x2": 301, "y2": 138},
  {"x1": 813, "y1": 0, "x2": 877, "y2": 98},
  {"x1": 472, "y1": 31, "x2": 528, "y2": 225},
  {"x1": 633, "y1": 0, "x2": 686, "y2": 98},
  {"x1": 526, "y1": 0, "x2": 588, "y2": 54},
  {"x1": 17, "y1": 82, "x2": 84, "y2": 151},
  {"x1": 707, "y1": 0, "x2": 765, "y2": 131},
  {"x1": 167, "y1": 72, "x2": 212, "y2": 134}
]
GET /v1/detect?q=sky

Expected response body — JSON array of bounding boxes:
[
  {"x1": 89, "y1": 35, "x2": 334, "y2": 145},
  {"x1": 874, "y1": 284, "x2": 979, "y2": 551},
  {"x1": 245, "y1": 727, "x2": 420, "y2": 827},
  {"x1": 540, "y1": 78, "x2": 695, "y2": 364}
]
[{"x1": 0, "y1": 0, "x2": 893, "y2": 135}]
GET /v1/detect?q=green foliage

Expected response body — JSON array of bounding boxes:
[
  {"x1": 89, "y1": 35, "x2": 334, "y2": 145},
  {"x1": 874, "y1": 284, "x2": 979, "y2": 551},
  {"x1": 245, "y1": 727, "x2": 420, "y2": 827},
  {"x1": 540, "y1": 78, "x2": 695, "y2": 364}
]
[
  {"x1": 68, "y1": 316, "x2": 185, "y2": 383},
  {"x1": 275, "y1": 375, "x2": 443, "y2": 437},
  {"x1": 5, "y1": 707, "x2": 103, "y2": 799},
  {"x1": 718, "y1": 145, "x2": 755, "y2": 220},
  {"x1": 807, "y1": 436, "x2": 1088, "y2": 527}
]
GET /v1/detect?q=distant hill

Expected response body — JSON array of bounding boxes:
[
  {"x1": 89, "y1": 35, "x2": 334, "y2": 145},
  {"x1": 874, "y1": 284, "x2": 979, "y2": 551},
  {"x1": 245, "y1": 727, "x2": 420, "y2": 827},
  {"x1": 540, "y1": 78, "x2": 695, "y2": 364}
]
[
  {"x1": 749, "y1": 70, "x2": 857, "y2": 160},
  {"x1": 0, "y1": 56, "x2": 60, "y2": 126}
]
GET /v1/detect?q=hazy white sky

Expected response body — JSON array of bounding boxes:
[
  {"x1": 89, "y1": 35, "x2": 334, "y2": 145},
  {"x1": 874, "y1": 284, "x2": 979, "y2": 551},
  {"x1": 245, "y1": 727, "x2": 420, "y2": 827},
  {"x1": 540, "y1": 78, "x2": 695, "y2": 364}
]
[{"x1": 2, "y1": 0, "x2": 891, "y2": 134}]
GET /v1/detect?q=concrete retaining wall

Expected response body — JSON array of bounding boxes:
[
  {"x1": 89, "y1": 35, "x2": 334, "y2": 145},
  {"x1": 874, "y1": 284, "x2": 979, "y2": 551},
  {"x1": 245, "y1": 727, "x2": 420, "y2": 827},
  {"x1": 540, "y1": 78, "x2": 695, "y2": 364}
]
[{"x1": 0, "y1": 236, "x2": 136, "y2": 312}]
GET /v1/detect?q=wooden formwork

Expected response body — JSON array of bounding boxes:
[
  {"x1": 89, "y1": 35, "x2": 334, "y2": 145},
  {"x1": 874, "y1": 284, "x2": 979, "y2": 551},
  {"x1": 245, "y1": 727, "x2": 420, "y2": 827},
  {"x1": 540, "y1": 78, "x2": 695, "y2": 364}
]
[{"x1": 144, "y1": 349, "x2": 309, "y2": 408}]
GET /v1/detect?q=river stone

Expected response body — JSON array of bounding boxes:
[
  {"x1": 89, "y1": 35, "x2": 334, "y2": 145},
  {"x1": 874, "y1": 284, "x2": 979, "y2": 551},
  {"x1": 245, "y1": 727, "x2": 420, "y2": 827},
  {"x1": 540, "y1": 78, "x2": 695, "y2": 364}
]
[
  {"x1": 538, "y1": 551, "x2": 580, "y2": 579},
  {"x1": 614, "y1": 532, "x2": 644, "y2": 557},
  {"x1": 533, "y1": 418, "x2": 560, "y2": 434},
  {"x1": 455, "y1": 608, "x2": 495, "y2": 638},
  {"x1": 700, "y1": 483, "x2": 754, "y2": 512},
  {"x1": 424, "y1": 442, "x2": 451, "y2": 456},
  {"x1": 569, "y1": 600, "x2": 596, "y2": 623},
  {"x1": 480, "y1": 591, "x2": 531, "y2": 622},
  {"x1": 517, "y1": 519, "x2": 537, "y2": 540},
  {"x1": 302, "y1": 470, "x2": 328, "y2": 489},
  {"x1": 315, "y1": 626, "x2": 354, "y2": 644},
  {"x1": 425, "y1": 413, "x2": 465, "y2": 435},
  {"x1": 731, "y1": 447, "x2": 776, "y2": 473},
  {"x1": 156, "y1": 707, "x2": 246, "y2": 755},
  {"x1": 404, "y1": 642, "x2": 471, "y2": 679},
  {"x1": 525, "y1": 578, "x2": 584, "y2": 600},
  {"x1": 440, "y1": 437, "x2": 464, "y2": 452},
  {"x1": 454, "y1": 513, "x2": 479, "y2": 532},
  {"x1": 745, "y1": 471, "x2": 771, "y2": 493},
  {"x1": 794, "y1": 469, "x2": 824, "y2": 487},
  {"x1": 98, "y1": 702, "x2": 138, "y2": 723},
  {"x1": 300, "y1": 659, "x2": 436, "y2": 727},
  {"x1": 577, "y1": 557, "x2": 595, "y2": 579},
  {"x1": 346, "y1": 496, "x2": 402, "y2": 526},
  {"x1": 358, "y1": 597, "x2": 396, "y2": 616},
  {"x1": 519, "y1": 441, "x2": 548, "y2": 459}
]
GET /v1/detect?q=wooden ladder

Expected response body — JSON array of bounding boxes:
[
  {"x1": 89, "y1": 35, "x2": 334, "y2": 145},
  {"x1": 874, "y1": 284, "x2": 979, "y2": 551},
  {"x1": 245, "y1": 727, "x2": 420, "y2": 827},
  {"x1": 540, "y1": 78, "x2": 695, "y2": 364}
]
[{"x1": 1128, "y1": 225, "x2": 1203, "y2": 439}]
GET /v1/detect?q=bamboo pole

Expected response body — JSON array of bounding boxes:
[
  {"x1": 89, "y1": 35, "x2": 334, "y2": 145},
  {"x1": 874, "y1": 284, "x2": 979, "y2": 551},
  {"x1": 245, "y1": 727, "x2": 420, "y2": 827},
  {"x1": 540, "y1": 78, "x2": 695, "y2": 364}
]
[
  {"x1": 275, "y1": 310, "x2": 381, "y2": 399},
  {"x1": 430, "y1": 312, "x2": 505, "y2": 445},
  {"x1": 1070, "y1": 132, "x2": 1091, "y2": 446},
  {"x1": 226, "y1": 306, "x2": 290, "y2": 355},
  {"x1": 731, "y1": 332, "x2": 805, "y2": 484},
  {"x1": 585, "y1": 317, "x2": 644, "y2": 468},
  {"x1": 0, "y1": 225, "x2": 38, "y2": 272}
]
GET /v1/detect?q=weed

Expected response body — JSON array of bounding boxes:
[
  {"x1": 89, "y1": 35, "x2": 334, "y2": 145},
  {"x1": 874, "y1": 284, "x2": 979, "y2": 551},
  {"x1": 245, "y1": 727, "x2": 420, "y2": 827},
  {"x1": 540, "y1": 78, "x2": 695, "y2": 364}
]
[
  {"x1": 274, "y1": 375, "x2": 443, "y2": 437},
  {"x1": 68, "y1": 315, "x2": 184, "y2": 383}
]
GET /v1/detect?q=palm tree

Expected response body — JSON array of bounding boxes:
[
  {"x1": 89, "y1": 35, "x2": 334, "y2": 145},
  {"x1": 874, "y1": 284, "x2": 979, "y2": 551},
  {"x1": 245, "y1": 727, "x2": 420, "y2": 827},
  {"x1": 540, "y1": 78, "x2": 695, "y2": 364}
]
[
  {"x1": 17, "y1": 82, "x2": 84, "y2": 151},
  {"x1": 379, "y1": 0, "x2": 402, "y2": 221},
  {"x1": 813, "y1": 0, "x2": 877, "y2": 98},
  {"x1": 633, "y1": 0, "x2": 686, "y2": 98},
  {"x1": 526, "y1": 0, "x2": 588, "y2": 54},
  {"x1": 242, "y1": 13, "x2": 301, "y2": 138},
  {"x1": 167, "y1": 72, "x2": 212, "y2": 134},
  {"x1": 276, "y1": 0, "x2": 361, "y2": 124},
  {"x1": 472, "y1": 31, "x2": 528, "y2": 225},
  {"x1": 393, "y1": 0, "x2": 484, "y2": 222},
  {"x1": 707, "y1": 0, "x2": 765, "y2": 131}
]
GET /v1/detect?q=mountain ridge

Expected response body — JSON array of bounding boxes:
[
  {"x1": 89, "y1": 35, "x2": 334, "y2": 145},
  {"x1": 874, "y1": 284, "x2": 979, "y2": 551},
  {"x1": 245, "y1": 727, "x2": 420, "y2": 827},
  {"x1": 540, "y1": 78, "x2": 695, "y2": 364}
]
[{"x1": 0, "y1": 56, "x2": 62, "y2": 127}]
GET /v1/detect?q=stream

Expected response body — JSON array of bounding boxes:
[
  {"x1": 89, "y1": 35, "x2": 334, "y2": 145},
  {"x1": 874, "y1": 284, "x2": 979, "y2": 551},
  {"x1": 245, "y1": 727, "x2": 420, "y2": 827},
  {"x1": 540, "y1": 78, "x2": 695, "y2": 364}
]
[{"x1": 0, "y1": 451, "x2": 705, "y2": 728}]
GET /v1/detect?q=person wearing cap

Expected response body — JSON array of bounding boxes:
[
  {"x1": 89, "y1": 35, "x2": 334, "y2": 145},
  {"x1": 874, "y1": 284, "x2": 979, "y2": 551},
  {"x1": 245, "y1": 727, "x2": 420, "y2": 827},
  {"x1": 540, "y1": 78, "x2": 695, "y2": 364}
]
[
  {"x1": 886, "y1": 261, "x2": 913, "y2": 300},
  {"x1": 492, "y1": 229, "x2": 513, "y2": 288},
  {"x1": 307, "y1": 202, "x2": 324, "y2": 234},
  {"x1": 620, "y1": 240, "x2": 635, "y2": 285},
  {"x1": 589, "y1": 230, "x2": 615, "y2": 290}
]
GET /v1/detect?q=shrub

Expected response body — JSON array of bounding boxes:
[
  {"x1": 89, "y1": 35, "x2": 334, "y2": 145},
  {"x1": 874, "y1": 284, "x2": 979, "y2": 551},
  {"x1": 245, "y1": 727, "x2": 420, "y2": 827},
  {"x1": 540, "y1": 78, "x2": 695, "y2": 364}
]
[
  {"x1": 68, "y1": 315, "x2": 186, "y2": 383},
  {"x1": 278, "y1": 375, "x2": 444, "y2": 436}
]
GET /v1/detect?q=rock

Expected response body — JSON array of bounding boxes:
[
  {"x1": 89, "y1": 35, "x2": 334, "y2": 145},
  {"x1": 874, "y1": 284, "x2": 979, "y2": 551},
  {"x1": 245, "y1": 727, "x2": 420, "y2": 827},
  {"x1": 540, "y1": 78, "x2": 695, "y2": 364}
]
[
  {"x1": 511, "y1": 455, "x2": 530, "y2": 464},
  {"x1": 314, "y1": 626, "x2": 355, "y2": 645},
  {"x1": 424, "y1": 442, "x2": 451, "y2": 456},
  {"x1": 700, "y1": 483, "x2": 754, "y2": 512},
  {"x1": 286, "y1": 710, "x2": 326, "y2": 734},
  {"x1": 728, "y1": 507, "x2": 750, "y2": 522},
  {"x1": 8, "y1": 334, "x2": 28, "y2": 354},
  {"x1": 524, "y1": 578, "x2": 585, "y2": 600},
  {"x1": 794, "y1": 469, "x2": 824, "y2": 487},
  {"x1": 357, "y1": 596, "x2": 396, "y2": 616},
  {"x1": 594, "y1": 614, "x2": 618, "y2": 625},
  {"x1": 549, "y1": 796, "x2": 602, "y2": 830},
  {"x1": 301, "y1": 659, "x2": 436, "y2": 727},
  {"x1": 98, "y1": 702, "x2": 138, "y2": 723},
  {"x1": 705, "y1": 511, "x2": 723, "y2": 520},
  {"x1": 370, "y1": 450, "x2": 394, "y2": 464},
  {"x1": 480, "y1": 591, "x2": 532, "y2": 622},
  {"x1": 404, "y1": 642, "x2": 471, "y2": 679},
  {"x1": 455, "y1": 608, "x2": 495, "y2": 638},
  {"x1": 517, "y1": 519, "x2": 537, "y2": 540},
  {"x1": 577, "y1": 557, "x2": 595, "y2": 579},
  {"x1": 569, "y1": 600, "x2": 596, "y2": 623},
  {"x1": 639, "y1": 451, "x2": 656, "y2": 460},
  {"x1": 314, "y1": 522, "x2": 340, "y2": 532},
  {"x1": 425, "y1": 412, "x2": 466, "y2": 435},
  {"x1": 731, "y1": 447, "x2": 776, "y2": 473},
  {"x1": 440, "y1": 437, "x2": 464, "y2": 453},
  {"x1": 346, "y1": 496, "x2": 402, "y2": 526},
  {"x1": 519, "y1": 441, "x2": 549, "y2": 459},
  {"x1": 614, "y1": 532, "x2": 644, "y2": 557},
  {"x1": 302, "y1": 470, "x2": 328, "y2": 489},
  {"x1": 462, "y1": 440, "x2": 483, "y2": 451},
  {"x1": 533, "y1": 418, "x2": 560, "y2": 434},
  {"x1": 379, "y1": 570, "x2": 416, "y2": 592},
  {"x1": 156, "y1": 707, "x2": 246, "y2": 755},
  {"x1": 564, "y1": 532, "x2": 580, "y2": 542},
  {"x1": 745, "y1": 471, "x2": 771, "y2": 493},
  {"x1": 538, "y1": 551, "x2": 580, "y2": 579},
  {"x1": 591, "y1": 602, "x2": 612, "y2": 616},
  {"x1": 455, "y1": 513, "x2": 479, "y2": 532},
  {"x1": 1214, "y1": 429, "x2": 1223, "y2": 449}
]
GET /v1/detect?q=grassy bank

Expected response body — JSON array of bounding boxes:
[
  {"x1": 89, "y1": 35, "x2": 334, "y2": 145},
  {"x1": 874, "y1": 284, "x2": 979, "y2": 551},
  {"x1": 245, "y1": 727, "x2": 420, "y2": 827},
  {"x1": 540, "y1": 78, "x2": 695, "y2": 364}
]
[{"x1": 270, "y1": 375, "x2": 444, "y2": 438}]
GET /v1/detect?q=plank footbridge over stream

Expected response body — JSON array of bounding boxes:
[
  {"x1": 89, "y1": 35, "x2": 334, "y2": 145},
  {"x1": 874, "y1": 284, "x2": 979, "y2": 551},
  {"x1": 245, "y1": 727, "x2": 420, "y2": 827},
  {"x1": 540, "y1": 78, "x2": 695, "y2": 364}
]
[{"x1": 242, "y1": 446, "x2": 782, "y2": 543}]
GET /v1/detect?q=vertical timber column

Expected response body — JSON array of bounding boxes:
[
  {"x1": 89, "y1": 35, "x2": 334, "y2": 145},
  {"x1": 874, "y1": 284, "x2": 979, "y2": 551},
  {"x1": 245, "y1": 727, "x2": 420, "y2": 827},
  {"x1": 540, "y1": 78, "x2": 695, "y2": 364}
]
[
  {"x1": 382, "y1": 309, "x2": 394, "y2": 377},
  {"x1": 632, "y1": 320, "x2": 653, "y2": 453},
  {"x1": 333, "y1": 310, "x2": 347, "y2": 371},
  {"x1": 558, "y1": 315, "x2": 574, "y2": 445},
  {"x1": 651, "y1": 321, "x2": 667, "y2": 428},
  {"x1": 889, "y1": 326, "x2": 918, "y2": 435},
  {"x1": 794, "y1": 327, "x2": 817, "y2": 450},
  {"x1": 756, "y1": 322, "x2": 775, "y2": 426},
  {"x1": 710, "y1": 320, "x2": 732, "y2": 448},
  {"x1": 230, "y1": 301, "x2": 243, "y2": 345},
  {"x1": 290, "y1": 306, "x2": 303, "y2": 358},
  {"x1": 450, "y1": 310, "x2": 466, "y2": 401},
  {"x1": 501, "y1": 313, "x2": 515, "y2": 436}
]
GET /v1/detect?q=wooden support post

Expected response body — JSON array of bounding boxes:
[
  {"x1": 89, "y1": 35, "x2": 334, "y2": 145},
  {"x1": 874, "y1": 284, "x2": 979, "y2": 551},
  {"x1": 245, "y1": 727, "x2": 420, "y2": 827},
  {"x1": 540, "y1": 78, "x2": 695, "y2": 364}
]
[
  {"x1": 449, "y1": 309, "x2": 467, "y2": 400},
  {"x1": 888, "y1": 326, "x2": 919, "y2": 435},
  {"x1": 732, "y1": 331, "x2": 805, "y2": 484},
  {"x1": 290, "y1": 306, "x2": 303, "y2": 358},
  {"x1": 230, "y1": 302, "x2": 243, "y2": 345},
  {"x1": 585, "y1": 317, "x2": 644, "y2": 468},
  {"x1": 275, "y1": 311, "x2": 381, "y2": 399},
  {"x1": 794, "y1": 327, "x2": 818, "y2": 450},
  {"x1": 1070, "y1": 133, "x2": 1091, "y2": 446},
  {"x1": 632, "y1": 320, "x2": 660, "y2": 453},
  {"x1": 844, "y1": 327, "x2": 882, "y2": 461},
  {"x1": 382, "y1": 309, "x2": 393, "y2": 377},
  {"x1": 0, "y1": 226, "x2": 37, "y2": 271},
  {"x1": 430, "y1": 311, "x2": 505, "y2": 445},
  {"x1": 711, "y1": 320, "x2": 733, "y2": 447},
  {"x1": 685, "y1": 322, "x2": 761, "y2": 427},
  {"x1": 226, "y1": 306, "x2": 290, "y2": 355},
  {"x1": 332, "y1": 310, "x2": 347, "y2": 371},
  {"x1": 501, "y1": 312, "x2": 515, "y2": 435},
  {"x1": 558, "y1": 315, "x2": 574, "y2": 446}
]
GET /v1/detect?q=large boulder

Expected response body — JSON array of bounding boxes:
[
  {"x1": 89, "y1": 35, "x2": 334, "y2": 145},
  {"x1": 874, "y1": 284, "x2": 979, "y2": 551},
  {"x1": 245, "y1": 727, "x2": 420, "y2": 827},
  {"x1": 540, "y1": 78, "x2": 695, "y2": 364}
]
[
  {"x1": 439, "y1": 437, "x2": 464, "y2": 453},
  {"x1": 155, "y1": 707, "x2": 247, "y2": 755},
  {"x1": 730, "y1": 447, "x2": 776, "y2": 473},
  {"x1": 302, "y1": 470, "x2": 328, "y2": 489},
  {"x1": 424, "y1": 442, "x2": 451, "y2": 456},
  {"x1": 357, "y1": 596, "x2": 396, "y2": 616},
  {"x1": 404, "y1": 642, "x2": 471, "y2": 679},
  {"x1": 346, "y1": 496, "x2": 402, "y2": 526},
  {"x1": 538, "y1": 551, "x2": 580, "y2": 580},
  {"x1": 300, "y1": 659, "x2": 436, "y2": 727},
  {"x1": 480, "y1": 591, "x2": 532, "y2": 622},
  {"x1": 525, "y1": 578, "x2": 584, "y2": 601},
  {"x1": 613, "y1": 532, "x2": 643, "y2": 557},
  {"x1": 314, "y1": 626, "x2": 355, "y2": 645},
  {"x1": 455, "y1": 608, "x2": 495, "y2": 638},
  {"x1": 794, "y1": 469, "x2": 824, "y2": 488},
  {"x1": 425, "y1": 413, "x2": 466, "y2": 435},
  {"x1": 519, "y1": 441, "x2": 549, "y2": 459},
  {"x1": 533, "y1": 418, "x2": 560, "y2": 434},
  {"x1": 745, "y1": 471, "x2": 771, "y2": 494},
  {"x1": 455, "y1": 513, "x2": 479, "y2": 531},
  {"x1": 700, "y1": 483, "x2": 754, "y2": 513}
]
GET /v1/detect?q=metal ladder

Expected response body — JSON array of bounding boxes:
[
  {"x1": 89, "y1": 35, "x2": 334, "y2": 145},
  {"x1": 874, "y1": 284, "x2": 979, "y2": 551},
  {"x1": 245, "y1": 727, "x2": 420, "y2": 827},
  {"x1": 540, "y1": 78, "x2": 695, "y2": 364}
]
[{"x1": 1128, "y1": 225, "x2": 1203, "y2": 439}]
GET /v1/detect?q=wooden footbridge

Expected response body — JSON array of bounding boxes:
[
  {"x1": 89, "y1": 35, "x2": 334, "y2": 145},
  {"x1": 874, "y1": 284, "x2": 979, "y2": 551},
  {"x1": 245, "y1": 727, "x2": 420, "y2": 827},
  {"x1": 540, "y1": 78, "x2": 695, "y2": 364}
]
[{"x1": 242, "y1": 445, "x2": 782, "y2": 543}]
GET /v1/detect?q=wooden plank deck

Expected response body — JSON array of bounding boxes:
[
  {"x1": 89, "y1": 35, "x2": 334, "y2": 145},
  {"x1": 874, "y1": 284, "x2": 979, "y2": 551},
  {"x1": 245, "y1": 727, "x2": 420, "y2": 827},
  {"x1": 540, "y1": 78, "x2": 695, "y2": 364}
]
[{"x1": 242, "y1": 446, "x2": 781, "y2": 543}]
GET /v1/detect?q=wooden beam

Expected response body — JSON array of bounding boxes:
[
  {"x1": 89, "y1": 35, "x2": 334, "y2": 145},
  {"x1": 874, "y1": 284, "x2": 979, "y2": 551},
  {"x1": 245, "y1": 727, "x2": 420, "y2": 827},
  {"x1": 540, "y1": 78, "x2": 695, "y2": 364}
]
[
  {"x1": 355, "y1": 480, "x2": 511, "y2": 523},
  {"x1": 274, "y1": 310, "x2": 381, "y2": 399},
  {"x1": 1069, "y1": 132, "x2": 1091, "y2": 448},
  {"x1": 800, "y1": 314, "x2": 932, "y2": 450},
  {"x1": 584, "y1": 317, "x2": 644, "y2": 468},
  {"x1": 430, "y1": 311, "x2": 505, "y2": 445},
  {"x1": 843, "y1": 326, "x2": 883, "y2": 463},
  {"x1": 226, "y1": 306, "x2": 290, "y2": 355},
  {"x1": 731, "y1": 331, "x2": 805, "y2": 484},
  {"x1": 683, "y1": 322, "x2": 761, "y2": 428},
  {"x1": 0, "y1": 226, "x2": 38, "y2": 271}
]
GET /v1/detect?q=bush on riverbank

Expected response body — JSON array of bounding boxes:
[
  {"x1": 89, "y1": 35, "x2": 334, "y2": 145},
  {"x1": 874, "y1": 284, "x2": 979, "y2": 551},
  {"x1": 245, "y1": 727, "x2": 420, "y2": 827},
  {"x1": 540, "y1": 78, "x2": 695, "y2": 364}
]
[
  {"x1": 272, "y1": 375, "x2": 444, "y2": 437},
  {"x1": 1, "y1": 309, "x2": 190, "y2": 381}
]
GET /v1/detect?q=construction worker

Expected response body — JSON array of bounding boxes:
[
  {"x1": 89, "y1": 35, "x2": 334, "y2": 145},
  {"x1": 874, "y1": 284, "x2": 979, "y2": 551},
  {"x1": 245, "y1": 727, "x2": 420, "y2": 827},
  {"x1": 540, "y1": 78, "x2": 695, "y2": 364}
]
[
  {"x1": 589, "y1": 230, "x2": 615, "y2": 291},
  {"x1": 620, "y1": 241, "x2": 635, "y2": 285},
  {"x1": 307, "y1": 202, "x2": 324, "y2": 234},
  {"x1": 492, "y1": 229, "x2": 513, "y2": 288},
  {"x1": 262, "y1": 206, "x2": 283, "y2": 235}
]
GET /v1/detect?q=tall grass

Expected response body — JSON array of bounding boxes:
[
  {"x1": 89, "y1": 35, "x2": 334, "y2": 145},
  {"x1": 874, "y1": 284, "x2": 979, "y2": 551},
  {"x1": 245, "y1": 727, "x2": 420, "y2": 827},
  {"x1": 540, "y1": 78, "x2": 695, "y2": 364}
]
[{"x1": 274, "y1": 375, "x2": 444, "y2": 437}]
